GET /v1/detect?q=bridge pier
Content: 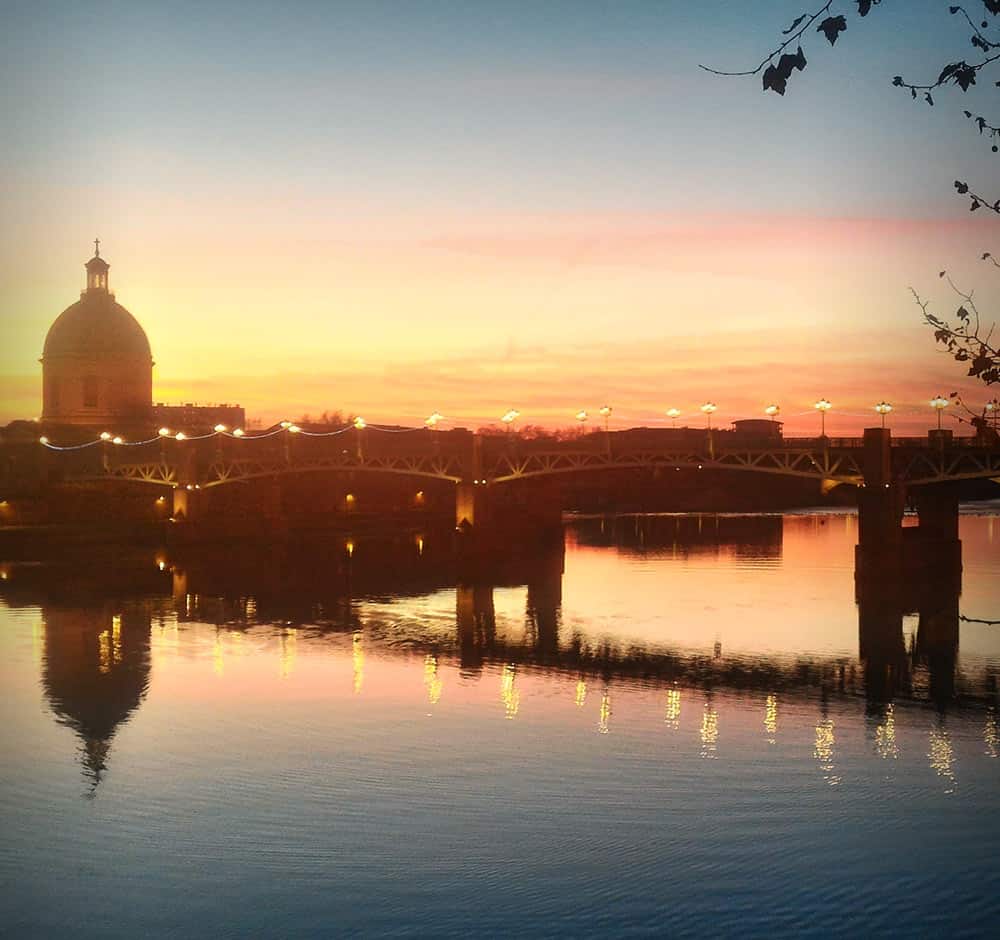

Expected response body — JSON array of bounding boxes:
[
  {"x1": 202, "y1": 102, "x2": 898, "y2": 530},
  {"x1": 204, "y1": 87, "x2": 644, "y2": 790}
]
[
  {"x1": 855, "y1": 428, "x2": 962, "y2": 588},
  {"x1": 171, "y1": 486, "x2": 195, "y2": 521},
  {"x1": 855, "y1": 428, "x2": 905, "y2": 585}
]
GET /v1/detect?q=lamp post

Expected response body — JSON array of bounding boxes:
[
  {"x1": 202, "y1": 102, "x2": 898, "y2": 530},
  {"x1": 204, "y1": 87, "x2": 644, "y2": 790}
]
[
  {"x1": 599, "y1": 405, "x2": 612, "y2": 433},
  {"x1": 874, "y1": 401, "x2": 892, "y2": 429},
  {"x1": 666, "y1": 408, "x2": 681, "y2": 428},
  {"x1": 985, "y1": 399, "x2": 997, "y2": 432},
  {"x1": 354, "y1": 415, "x2": 367, "y2": 460},
  {"x1": 425, "y1": 412, "x2": 443, "y2": 429},
  {"x1": 929, "y1": 395, "x2": 949, "y2": 430},
  {"x1": 501, "y1": 409, "x2": 520, "y2": 435},
  {"x1": 814, "y1": 399, "x2": 832, "y2": 438},
  {"x1": 576, "y1": 410, "x2": 588, "y2": 435},
  {"x1": 765, "y1": 404, "x2": 780, "y2": 423},
  {"x1": 700, "y1": 402, "x2": 717, "y2": 430}
]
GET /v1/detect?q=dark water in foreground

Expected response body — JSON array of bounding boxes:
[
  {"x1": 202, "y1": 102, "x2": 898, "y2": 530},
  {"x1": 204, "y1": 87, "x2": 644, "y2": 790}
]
[{"x1": 1, "y1": 510, "x2": 999, "y2": 937}]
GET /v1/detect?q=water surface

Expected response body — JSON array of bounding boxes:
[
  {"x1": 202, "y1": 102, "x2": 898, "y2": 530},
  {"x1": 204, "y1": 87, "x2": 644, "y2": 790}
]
[{"x1": 1, "y1": 510, "x2": 999, "y2": 937}]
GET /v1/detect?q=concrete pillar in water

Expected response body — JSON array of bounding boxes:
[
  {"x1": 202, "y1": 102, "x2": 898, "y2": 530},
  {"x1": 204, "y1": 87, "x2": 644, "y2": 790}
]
[
  {"x1": 856, "y1": 428, "x2": 905, "y2": 584},
  {"x1": 455, "y1": 480, "x2": 490, "y2": 531},
  {"x1": 171, "y1": 487, "x2": 193, "y2": 521}
]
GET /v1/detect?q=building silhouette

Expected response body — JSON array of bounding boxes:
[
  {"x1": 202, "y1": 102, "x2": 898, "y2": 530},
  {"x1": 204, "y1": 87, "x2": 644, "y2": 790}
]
[
  {"x1": 39, "y1": 244, "x2": 243, "y2": 433},
  {"x1": 41, "y1": 243, "x2": 153, "y2": 428}
]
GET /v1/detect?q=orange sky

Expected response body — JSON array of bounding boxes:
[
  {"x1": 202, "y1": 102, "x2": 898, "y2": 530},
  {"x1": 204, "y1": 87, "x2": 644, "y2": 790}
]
[{"x1": 2, "y1": 211, "x2": 996, "y2": 433}]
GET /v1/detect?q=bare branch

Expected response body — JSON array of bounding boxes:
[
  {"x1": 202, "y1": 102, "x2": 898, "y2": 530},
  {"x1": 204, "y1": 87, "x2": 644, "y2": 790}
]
[{"x1": 697, "y1": 2, "x2": 833, "y2": 77}]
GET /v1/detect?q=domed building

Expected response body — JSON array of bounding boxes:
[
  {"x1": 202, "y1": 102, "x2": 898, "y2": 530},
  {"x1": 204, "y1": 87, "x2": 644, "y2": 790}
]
[{"x1": 41, "y1": 244, "x2": 153, "y2": 427}]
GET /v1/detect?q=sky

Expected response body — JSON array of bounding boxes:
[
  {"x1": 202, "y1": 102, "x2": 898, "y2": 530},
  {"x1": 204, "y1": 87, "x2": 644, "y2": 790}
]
[{"x1": 1, "y1": 0, "x2": 998, "y2": 434}]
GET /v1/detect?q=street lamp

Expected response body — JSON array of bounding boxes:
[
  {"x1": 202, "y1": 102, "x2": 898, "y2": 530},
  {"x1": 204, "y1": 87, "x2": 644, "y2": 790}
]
[
  {"x1": 233, "y1": 428, "x2": 245, "y2": 438},
  {"x1": 814, "y1": 398, "x2": 832, "y2": 437},
  {"x1": 765, "y1": 404, "x2": 780, "y2": 422},
  {"x1": 175, "y1": 432, "x2": 187, "y2": 441},
  {"x1": 214, "y1": 424, "x2": 227, "y2": 433},
  {"x1": 930, "y1": 395, "x2": 949, "y2": 430},
  {"x1": 599, "y1": 405, "x2": 612, "y2": 432},
  {"x1": 353, "y1": 416, "x2": 367, "y2": 430},
  {"x1": 874, "y1": 401, "x2": 893, "y2": 428},
  {"x1": 985, "y1": 399, "x2": 997, "y2": 431},
  {"x1": 158, "y1": 427, "x2": 171, "y2": 437},
  {"x1": 112, "y1": 436, "x2": 124, "y2": 445},
  {"x1": 100, "y1": 431, "x2": 112, "y2": 441},
  {"x1": 666, "y1": 408, "x2": 681, "y2": 427},
  {"x1": 576, "y1": 410, "x2": 588, "y2": 434},
  {"x1": 425, "y1": 412, "x2": 443, "y2": 429},
  {"x1": 700, "y1": 402, "x2": 717, "y2": 430},
  {"x1": 501, "y1": 409, "x2": 520, "y2": 433}
]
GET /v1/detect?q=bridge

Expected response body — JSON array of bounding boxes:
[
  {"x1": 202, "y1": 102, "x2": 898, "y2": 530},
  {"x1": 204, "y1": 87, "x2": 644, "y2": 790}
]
[
  {"x1": 16, "y1": 423, "x2": 1000, "y2": 577},
  {"x1": 34, "y1": 423, "x2": 1000, "y2": 490}
]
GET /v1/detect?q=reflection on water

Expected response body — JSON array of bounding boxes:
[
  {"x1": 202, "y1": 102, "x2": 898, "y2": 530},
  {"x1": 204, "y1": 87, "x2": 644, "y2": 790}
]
[{"x1": 2, "y1": 511, "x2": 999, "y2": 935}]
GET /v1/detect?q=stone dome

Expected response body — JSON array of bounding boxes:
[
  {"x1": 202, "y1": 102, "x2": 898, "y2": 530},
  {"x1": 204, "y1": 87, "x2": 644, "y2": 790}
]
[
  {"x1": 41, "y1": 248, "x2": 154, "y2": 427},
  {"x1": 43, "y1": 292, "x2": 152, "y2": 362}
]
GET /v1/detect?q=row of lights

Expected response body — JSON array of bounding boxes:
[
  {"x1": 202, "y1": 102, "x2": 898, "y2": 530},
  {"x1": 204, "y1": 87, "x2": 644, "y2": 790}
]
[{"x1": 35, "y1": 397, "x2": 972, "y2": 448}]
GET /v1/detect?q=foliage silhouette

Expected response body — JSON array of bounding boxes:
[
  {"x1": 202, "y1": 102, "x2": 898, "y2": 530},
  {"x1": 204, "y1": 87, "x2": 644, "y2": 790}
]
[{"x1": 700, "y1": 1, "x2": 999, "y2": 213}]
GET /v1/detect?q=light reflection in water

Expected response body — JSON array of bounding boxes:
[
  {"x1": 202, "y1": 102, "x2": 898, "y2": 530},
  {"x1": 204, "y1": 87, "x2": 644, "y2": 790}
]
[
  {"x1": 501, "y1": 664, "x2": 519, "y2": 719},
  {"x1": 598, "y1": 690, "x2": 611, "y2": 734},
  {"x1": 423, "y1": 654, "x2": 442, "y2": 705},
  {"x1": 213, "y1": 632, "x2": 225, "y2": 676},
  {"x1": 112, "y1": 614, "x2": 122, "y2": 664},
  {"x1": 814, "y1": 717, "x2": 840, "y2": 786},
  {"x1": 574, "y1": 679, "x2": 587, "y2": 708},
  {"x1": 279, "y1": 629, "x2": 297, "y2": 679},
  {"x1": 352, "y1": 631, "x2": 364, "y2": 694},
  {"x1": 98, "y1": 628, "x2": 111, "y2": 675},
  {"x1": 875, "y1": 704, "x2": 899, "y2": 760},
  {"x1": 764, "y1": 693, "x2": 777, "y2": 743},
  {"x1": 929, "y1": 725, "x2": 957, "y2": 794},
  {"x1": 664, "y1": 687, "x2": 681, "y2": 730},
  {"x1": 986, "y1": 707, "x2": 999, "y2": 759},
  {"x1": 700, "y1": 702, "x2": 718, "y2": 758}
]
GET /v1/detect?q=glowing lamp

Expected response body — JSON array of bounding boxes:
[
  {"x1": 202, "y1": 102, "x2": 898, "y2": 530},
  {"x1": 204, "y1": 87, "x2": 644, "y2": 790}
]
[
  {"x1": 814, "y1": 398, "x2": 832, "y2": 437},
  {"x1": 233, "y1": 428, "x2": 245, "y2": 437},
  {"x1": 874, "y1": 402, "x2": 893, "y2": 428},
  {"x1": 100, "y1": 431, "x2": 112, "y2": 441},
  {"x1": 158, "y1": 427, "x2": 171, "y2": 437},
  {"x1": 213, "y1": 424, "x2": 227, "y2": 433},
  {"x1": 175, "y1": 432, "x2": 187, "y2": 441},
  {"x1": 930, "y1": 395, "x2": 950, "y2": 430},
  {"x1": 353, "y1": 417, "x2": 367, "y2": 430},
  {"x1": 700, "y1": 402, "x2": 717, "y2": 429},
  {"x1": 112, "y1": 436, "x2": 124, "y2": 445}
]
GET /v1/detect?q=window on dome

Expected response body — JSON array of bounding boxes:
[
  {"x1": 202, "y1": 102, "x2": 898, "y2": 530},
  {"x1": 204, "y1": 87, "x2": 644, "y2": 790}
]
[{"x1": 83, "y1": 375, "x2": 99, "y2": 408}]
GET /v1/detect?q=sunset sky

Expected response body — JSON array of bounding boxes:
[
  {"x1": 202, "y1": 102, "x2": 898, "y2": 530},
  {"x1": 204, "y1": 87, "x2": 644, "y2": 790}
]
[{"x1": 2, "y1": 0, "x2": 998, "y2": 433}]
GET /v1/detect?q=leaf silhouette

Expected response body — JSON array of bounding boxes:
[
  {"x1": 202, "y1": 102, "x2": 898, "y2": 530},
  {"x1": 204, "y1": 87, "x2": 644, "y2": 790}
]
[{"x1": 817, "y1": 15, "x2": 847, "y2": 45}]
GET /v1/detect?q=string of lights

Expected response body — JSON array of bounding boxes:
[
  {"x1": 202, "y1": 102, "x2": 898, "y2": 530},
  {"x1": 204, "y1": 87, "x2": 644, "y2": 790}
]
[{"x1": 36, "y1": 396, "x2": 994, "y2": 449}]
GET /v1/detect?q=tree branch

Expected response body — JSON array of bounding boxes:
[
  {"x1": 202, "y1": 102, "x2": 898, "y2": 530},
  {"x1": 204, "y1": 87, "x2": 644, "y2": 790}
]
[{"x1": 697, "y1": 2, "x2": 833, "y2": 77}]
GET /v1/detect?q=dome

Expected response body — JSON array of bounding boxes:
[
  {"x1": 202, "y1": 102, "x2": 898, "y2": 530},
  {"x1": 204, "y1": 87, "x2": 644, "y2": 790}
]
[{"x1": 43, "y1": 291, "x2": 152, "y2": 362}]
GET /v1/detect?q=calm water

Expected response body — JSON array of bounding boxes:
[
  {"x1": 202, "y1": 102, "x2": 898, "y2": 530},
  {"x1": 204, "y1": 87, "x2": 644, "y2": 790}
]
[{"x1": 2, "y1": 510, "x2": 999, "y2": 937}]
